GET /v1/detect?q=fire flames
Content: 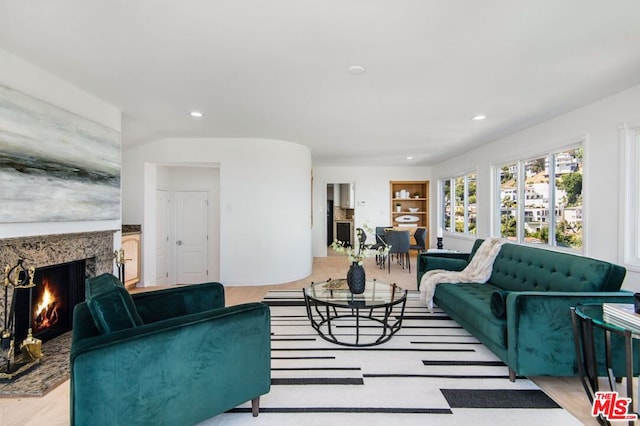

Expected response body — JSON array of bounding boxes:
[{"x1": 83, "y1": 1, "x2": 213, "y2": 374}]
[{"x1": 34, "y1": 281, "x2": 59, "y2": 332}]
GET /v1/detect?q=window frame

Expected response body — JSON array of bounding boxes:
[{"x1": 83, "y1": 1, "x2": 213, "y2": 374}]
[
  {"x1": 621, "y1": 121, "x2": 640, "y2": 271},
  {"x1": 493, "y1": 142, "x2": 583, "y2": 252},
  {"x1": 439, "y1": 169, "x2": 477, "y2": 237}
]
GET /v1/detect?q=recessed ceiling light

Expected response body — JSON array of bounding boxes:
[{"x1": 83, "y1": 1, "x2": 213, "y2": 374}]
[
  {"x1": 472, "y1": 114, "x2": 487, "y2": 121},
  {"x1": 189, "y1": 111, "x2": 203, "y2": 118},
  {"x1": 348, "y1": 65, "x2": 366, "y2": 75},
  {"x1": 406, "y1": 156, "x2": 414, "y2": 160}
]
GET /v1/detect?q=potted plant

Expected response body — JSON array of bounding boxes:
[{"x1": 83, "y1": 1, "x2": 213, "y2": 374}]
[
  {"x1": 330, "y1": 224, "x2": 390, "y2": 294},
  {"x1": 413, "y1": 191, "x2": 420, "y2": 198}
]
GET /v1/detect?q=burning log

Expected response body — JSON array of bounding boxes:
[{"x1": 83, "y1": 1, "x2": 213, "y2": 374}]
[{"x1": 33, "y1": 283, "x2": 59, "y2": 333}]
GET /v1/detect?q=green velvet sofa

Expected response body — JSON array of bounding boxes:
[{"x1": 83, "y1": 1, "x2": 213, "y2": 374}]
[
  {"x1": 417, "y1": 240, "x2": 635, "y2": 380},
  {"x1": 71, "y1": 274, "x2": 271, "y2": 426}
]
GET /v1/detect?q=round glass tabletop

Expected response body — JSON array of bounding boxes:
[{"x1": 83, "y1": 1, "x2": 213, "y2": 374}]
[
  {"x1": 304, "y1": 279, "x2": 406, "y2": 309},
  {"x1": 575, "y1": 303, "x2": 640, "y2": 337}
]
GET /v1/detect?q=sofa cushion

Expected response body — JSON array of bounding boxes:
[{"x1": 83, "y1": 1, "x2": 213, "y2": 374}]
[
  {"x1": 434, "y1": 283, "x2": 507, "y2": 350},
  {"x1": 86, "y1": 274, "x2": 143, "y2": 334},
  {"x1": 490, "y1": 290, "x2": 509, "y2": 319},
  {"x1": 489, "y1": 243, "x2": 624, "y2": 292},
  {"x1": 85, "y1": 272, "x2": 125, "y2": 298}
]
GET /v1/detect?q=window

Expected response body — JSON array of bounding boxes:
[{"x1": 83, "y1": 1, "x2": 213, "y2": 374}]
[
  {"x1": 498, "y1": 164, "x2": 518, "y2": 239},
  {"x1": 496, "y1": 146, "x2": 583, "y2": 251},
  {"x1": 621, "y1": 122, "x2": 640, "y2": 269},
  {"x1": 440, "y1": 171, "x2": 477, "y2": 235}
]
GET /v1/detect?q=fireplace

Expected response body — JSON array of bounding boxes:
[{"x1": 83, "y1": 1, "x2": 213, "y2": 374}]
[
  {"x1": 0, "y1": 230, "x2": 116, "y2": 339},
  {"x1": 13, "y1": 259, "x2": 86, "y2": 344}
]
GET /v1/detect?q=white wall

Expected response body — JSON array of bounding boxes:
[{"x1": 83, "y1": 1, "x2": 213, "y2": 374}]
[
  {"x1": 0, "y1": 49, "x2": 122, "y2": 246},
  {"x1": 312, "y1": 166, "x2": 432, "y2": 257},
  {"x1": 430, "y1": 84, "x2": 640, "y2": 291},
  {"x1": 122, "y1": 138, "x2": 312, "y2": 286}
]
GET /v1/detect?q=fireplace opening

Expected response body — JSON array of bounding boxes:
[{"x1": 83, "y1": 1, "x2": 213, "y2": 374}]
[{"x1": 14, "y1": 259, "x2": 86, "y2": 344}]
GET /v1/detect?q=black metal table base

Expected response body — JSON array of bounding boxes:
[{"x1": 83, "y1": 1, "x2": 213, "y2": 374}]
[
  {"x1": 571, "y1": 306, "x2": 638, "y2": 426},
  {"x1": 304, "y1": 293, "x2": 407, "y2": 347}
]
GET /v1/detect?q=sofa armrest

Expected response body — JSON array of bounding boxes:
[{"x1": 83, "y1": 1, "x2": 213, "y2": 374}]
[
  {"x1": 132, "y1": 282, "x2": 225, "y2": 323},
  {"x1": 71, "y1": 302, "x2": 270, "y2": 425},
  {"x1": 417, "y1": 253, "x2": 469, "y2": 289},
  {"x1": 505, "y1": 291, "x2": 635, "y2": 377}
]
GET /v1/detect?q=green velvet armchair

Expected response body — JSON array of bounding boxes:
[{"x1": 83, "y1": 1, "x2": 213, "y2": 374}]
[{"x1": 71, "y1": 274, "x2": 271, "y2": 426}]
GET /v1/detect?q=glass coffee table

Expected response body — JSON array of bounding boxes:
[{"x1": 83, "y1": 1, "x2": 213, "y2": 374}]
[
  {"x1": 303, "y1": 278, "x2": 407, "y2": 347},
  {"x1": 571, "y1": 303, "x2": 639, "y2": 425}
]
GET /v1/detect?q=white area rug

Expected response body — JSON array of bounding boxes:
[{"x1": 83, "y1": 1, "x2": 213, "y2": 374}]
[{"x1": 200, "y1": 290, "x2": 582, "y2": 426}]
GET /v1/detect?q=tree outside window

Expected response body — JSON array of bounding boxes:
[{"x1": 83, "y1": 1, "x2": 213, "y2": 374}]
[
  {"x1": 499, "y1": 164, "x2": 517, "y2": 240},
  {"x1": 554, "y1": 147, "x2": 583, "y2": 249},
  {"x1": 524, "y1": 155, "x2": 549, "y2": 244},
  {"x1": 440, "y1": 172, "x2": 477, "y2": 235},
  {"x1": 443, "y1": 179, "x2": 451, "y2": 232}
]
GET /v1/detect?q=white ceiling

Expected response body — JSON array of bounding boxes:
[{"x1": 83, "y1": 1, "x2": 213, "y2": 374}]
[{"x1": 1, "y1": 0, "x2": 640, "y2": 166}]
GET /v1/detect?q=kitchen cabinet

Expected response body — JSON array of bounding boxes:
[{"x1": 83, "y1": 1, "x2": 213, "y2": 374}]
[
  {"x1": 390, "y1": 180, "x2": 429, "y2": 243},
  {"x1": 121, "y1": 231, "x2": 141, "y2": 290},
  {"x1": 339, "y1": 183, "x2": 355, "y2": 209}
]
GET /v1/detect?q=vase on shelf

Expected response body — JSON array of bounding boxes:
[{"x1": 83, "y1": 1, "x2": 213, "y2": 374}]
[{"x1": 346, "y1": 262, "x2": 366, "y2": 294}]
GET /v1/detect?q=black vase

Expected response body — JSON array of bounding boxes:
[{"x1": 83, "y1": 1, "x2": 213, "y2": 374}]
[{"x1": 347, "y1": 262, "x2": 366, "y2": 294}]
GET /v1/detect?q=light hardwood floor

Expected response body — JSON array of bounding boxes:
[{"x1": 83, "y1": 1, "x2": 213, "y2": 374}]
[{"x1": 0, "y1": 251, "x2": 598, "y2": 425}]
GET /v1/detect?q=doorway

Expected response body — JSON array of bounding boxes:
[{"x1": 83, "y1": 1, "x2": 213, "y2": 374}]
[
  {"x1": 175, "y1": 190, "x2": 209, "y2": 284},
  {"x1": 155, "y1": 165, "x2": 220, "y2": 285},
  {"x1": 326, "y1": 183, "x2": 355, "y2": 247}
]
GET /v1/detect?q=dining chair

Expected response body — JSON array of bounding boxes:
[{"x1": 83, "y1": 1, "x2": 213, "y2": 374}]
[
  {"x1": 371, "y1": 226, "x2": 391, "y2": 268},
  {"x1": 384, "y1": 229, "x2": 411, "y2": 273},
  {"x1": 356, "y1": 227, "x2": 367, "y2": 251},
  {"x1": 410, "y1": 227, "x2": 427, "y2": 254}
]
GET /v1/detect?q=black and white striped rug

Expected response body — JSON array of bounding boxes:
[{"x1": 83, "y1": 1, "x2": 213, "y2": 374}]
[{"x1": 201, "y1": 290, "x2": 581, "y2": 425}]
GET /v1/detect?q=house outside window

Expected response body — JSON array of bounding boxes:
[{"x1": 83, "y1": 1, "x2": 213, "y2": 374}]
[
  {"x1": 440, "y1": 171, "x2": 477, "y2": 235},
  {"x1": 496, "y1": 146, "x2": 583, "y2": 251}
]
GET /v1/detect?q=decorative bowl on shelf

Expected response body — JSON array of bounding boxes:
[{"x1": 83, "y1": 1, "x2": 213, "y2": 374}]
[
  {"x1": 408, "y1": 207, "x2": 419, "y2": 212},
  {"x1": 395, "y1": 215, "x2": 420, "y2": 223}
]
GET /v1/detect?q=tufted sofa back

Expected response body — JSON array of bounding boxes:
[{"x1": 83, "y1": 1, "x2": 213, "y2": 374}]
[{"x1": 487, "y1": 243, "x2": 626, "y2": 292}]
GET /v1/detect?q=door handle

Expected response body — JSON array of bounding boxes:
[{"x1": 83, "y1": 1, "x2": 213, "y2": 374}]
[{"x1": 176, "y1": 240, "x2": 182, "y2": 246}]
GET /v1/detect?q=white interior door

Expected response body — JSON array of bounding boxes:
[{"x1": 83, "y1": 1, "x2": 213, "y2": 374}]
[
  {"x1": 155, "y1": 189, "x2": 170, "y2": 284},
  {"x1": 175, "y1": 190, "x2": 209, "y2": 284}
]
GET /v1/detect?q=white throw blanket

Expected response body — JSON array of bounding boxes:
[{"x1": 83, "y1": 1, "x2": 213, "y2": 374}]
[{"x1": 419, "y1": 238, "x2": 506, "y2": 312}]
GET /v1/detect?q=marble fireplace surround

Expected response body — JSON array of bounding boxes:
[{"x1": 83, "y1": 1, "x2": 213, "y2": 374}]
[
  {"x1": 0, "y1": 230, "x2": 115, "y2": 396},
  {"x1": 0, "y1": 230, "x2": 116, "y2": 332}
]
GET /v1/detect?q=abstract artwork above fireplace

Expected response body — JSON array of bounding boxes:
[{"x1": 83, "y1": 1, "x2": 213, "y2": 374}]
[{"x1": 0, "y1": 84, "x2": 121, "y2": 222}]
